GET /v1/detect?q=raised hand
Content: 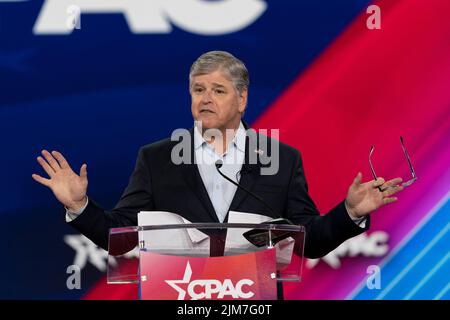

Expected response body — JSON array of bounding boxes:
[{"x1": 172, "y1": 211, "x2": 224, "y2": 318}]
[
  {"x1": 345, "y1": 172, "x2": 404, "y2": 219},
  {"x1": 32, "y1": 150, "x2": 88, "y2": 211}
]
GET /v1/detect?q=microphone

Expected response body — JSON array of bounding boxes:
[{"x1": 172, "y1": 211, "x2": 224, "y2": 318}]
[
  {"x1": 215, "y1": 160, "x2": 293, "y2": 247},
  {"x1": 215, "y1": 160, "x2": 277, "y2": 217}
]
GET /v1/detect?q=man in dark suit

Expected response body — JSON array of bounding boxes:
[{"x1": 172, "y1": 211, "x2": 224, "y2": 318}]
[{"x1": 32, "y1": 51, "x2": 404, "y2": 259}]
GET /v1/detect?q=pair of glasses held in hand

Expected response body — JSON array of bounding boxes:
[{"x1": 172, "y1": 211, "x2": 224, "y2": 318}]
[{"x1": 369, "y1": 136, "x2": 417, "y2": 192}]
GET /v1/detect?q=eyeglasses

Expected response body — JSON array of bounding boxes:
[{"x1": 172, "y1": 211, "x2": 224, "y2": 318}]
[{"x1": 369, "y1": 136, "x2": 417, "y2": 191}]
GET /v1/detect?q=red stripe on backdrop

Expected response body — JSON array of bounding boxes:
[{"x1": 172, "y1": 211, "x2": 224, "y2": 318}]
[
  {"x1": 83, "y1": 279, "x2": 137, "y2": 300},
  {"x1": 252, "y1": 0, "x2": 450, "y2": 299}
]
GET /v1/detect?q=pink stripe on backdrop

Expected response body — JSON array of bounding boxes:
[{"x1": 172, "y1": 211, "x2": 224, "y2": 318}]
[{"x1": 253, "y1": 0, "x2": 450, "y2": 299}]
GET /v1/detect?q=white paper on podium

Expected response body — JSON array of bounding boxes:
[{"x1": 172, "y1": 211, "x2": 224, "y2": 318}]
[
  {"x1": 136, "y1": 210, "x2": 295, "y2": 266},
  {"x1": 137, "y1": 211, "x2": 210, "y2": 255},
  {"x1": 226, "y1": 211, "x2": 295, "y2": 267}
]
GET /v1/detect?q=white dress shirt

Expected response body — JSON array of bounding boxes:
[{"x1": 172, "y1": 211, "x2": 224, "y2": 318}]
[{"x1": 194, "y1": 121, "x2": 246, "y2": 222}]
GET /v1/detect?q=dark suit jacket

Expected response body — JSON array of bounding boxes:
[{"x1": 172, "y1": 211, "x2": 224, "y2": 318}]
[{"x1": 68, "y1": 127, "x2": 368, "y2": 258}]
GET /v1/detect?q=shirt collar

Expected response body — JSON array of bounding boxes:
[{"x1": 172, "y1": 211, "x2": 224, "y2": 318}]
[
  {"x1": 194, "y1": 121, "x2": 246, "y2": 152},
  {"x1": 194, "y1": 123, "x2": 207, "y2": 150},
  {"x1": 232, "y1": 121, "x2": 246, "y2": 153}
]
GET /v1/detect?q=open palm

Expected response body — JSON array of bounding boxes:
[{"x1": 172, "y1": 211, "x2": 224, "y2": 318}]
[
  {"x1": 345, "y1": 172, "x2": 403, "y2": 218},
  {"x1": 32, "y1": 150, "x2": 88, "y2": 211}
]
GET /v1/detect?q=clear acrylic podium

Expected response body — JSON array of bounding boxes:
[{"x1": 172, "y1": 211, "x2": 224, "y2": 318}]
[{"x1": 107, "y1": 223, "x2": 305, "y2": 300}]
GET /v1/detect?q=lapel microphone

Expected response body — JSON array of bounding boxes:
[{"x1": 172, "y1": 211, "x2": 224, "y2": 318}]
[{"x1": 214, "y1": 160, "x2": 294, "y2": 247}]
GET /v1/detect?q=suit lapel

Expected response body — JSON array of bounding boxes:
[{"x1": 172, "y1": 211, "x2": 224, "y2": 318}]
[
  {"x1": 229, "y1": 128, "x2": 262, "y2": 212},
  {"x1": 228, "y1": 164, "x2": 259, "y2": 212},
  {"x1": 179, "y1": 128, "x2": 219, "y2": 223}
]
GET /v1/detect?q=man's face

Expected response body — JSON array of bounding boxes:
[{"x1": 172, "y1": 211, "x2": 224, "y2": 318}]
[{"x1": 191, "y1": 70, "x2": 247, "y2": 132}]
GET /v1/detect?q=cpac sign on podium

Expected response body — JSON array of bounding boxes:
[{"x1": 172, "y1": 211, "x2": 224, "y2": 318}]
[{"x1": 140, "y1": 249, "x2": 277, "y2": 300}]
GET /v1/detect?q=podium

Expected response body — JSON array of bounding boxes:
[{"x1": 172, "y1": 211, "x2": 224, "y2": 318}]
[{"x1": 107, "y1": 222, "x2": 305, "y2": 300}]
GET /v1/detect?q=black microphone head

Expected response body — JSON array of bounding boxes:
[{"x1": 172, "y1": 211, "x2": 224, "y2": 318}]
[{"x1": 215, "y1": 160, "x2": 223, "y2": 169}]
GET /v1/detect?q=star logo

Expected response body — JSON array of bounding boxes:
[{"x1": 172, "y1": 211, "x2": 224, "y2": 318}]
[
  {"x1": 163, "y1": 261, "x2": 256, "y2": 300},
  {"x1": 165, "y1": 262, "x2": 192, "y2": 300}
]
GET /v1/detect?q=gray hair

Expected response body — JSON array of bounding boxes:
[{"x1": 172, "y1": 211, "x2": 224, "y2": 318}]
[{"x1": 189, "y1": 51, "x2": 249, "y2": 95}]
